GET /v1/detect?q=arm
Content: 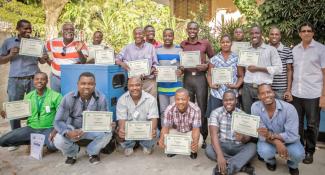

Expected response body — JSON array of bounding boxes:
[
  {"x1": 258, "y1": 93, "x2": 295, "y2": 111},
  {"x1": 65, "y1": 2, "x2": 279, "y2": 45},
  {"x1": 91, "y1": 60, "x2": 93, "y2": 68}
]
[
  {"x1": 231, "y1": 66, "x2": 244, "y2": 89},
  {"x1": 158, "y1": 126, "x2": 170, "y2": 148},
  {"x1": 0, "y1": 47, "x2": 19, "y2": 65},
  {"x1": 284, "y1": 63, "x2": 293, "y2": 101},
  {"x1": 320, "y1": 68, "x2": 325, "y2": 108},
  {"x1": 266, "y1": 47, "x2": 283, "y2": 75},
  {"x1": 191, "y1": 127, "x2": 200, "y2": 153},
  {"x1": 54, "y1": 96, "x2": 72, "y2": 136},
  {"x1": 118, "y1": 119, "x2": 126, "y2": 139},
  {"x1": 115, "y1": 46, "x2": 130, "y2": 71},
  {"x1": 210, "y1": 125, "x2": 227, "y2": 173},
  {"x1": 151, "y1": 118, "x2": 158, "y2": 138},
  {"x1": 207, "y1": 63, "x2": 218, "y2": 89}
]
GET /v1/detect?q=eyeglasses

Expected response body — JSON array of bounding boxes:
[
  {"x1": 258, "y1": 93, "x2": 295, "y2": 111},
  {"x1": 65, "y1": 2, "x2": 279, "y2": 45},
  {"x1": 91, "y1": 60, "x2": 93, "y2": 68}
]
[
  {"x1": 61, "y1": 46, "x2": 67, "y2": 56},
  {"x1": 300, "y1": 30, "x2": 313, "y2": 33}
]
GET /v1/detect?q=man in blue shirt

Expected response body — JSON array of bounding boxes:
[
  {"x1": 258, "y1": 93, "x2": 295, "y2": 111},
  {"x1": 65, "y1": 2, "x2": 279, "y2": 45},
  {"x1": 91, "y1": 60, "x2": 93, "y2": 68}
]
[{"x1": 252, "y1": 84, "x2": 304, "y2": 175}]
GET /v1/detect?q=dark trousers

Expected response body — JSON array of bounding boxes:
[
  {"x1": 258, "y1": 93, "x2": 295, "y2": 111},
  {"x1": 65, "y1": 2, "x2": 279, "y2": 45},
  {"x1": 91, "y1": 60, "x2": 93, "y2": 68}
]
[
  {"x1": 184, "y1": 72, "x2": 208, "y2": 140},
  {"x1": 241, "y1": 83, "x2": 259, "y2": 114},
  {"x1": 292, "y1": 96, "x2": 320, "y2": 154}
]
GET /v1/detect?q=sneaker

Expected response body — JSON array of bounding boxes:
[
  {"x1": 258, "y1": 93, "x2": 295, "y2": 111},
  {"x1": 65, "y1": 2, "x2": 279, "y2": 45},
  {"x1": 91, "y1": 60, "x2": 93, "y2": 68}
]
[
  {"x1": 167, "y1": 154, "x2": 176, "y2": 157},
  {"x1": 89, "y1": 155, "x2": 100, "y2": 164},
  {"x1": 7, "y1": 146, "x2": 19, "y2": 151},
  {"x1": 143, "y1": 147, "x2": 152, "y2": 155},
  {"x1": 190, "y1": 152, "x2": 197, "y2": 159},
  {"x1": 289, "y1": 167, "x2": 299, "y2": 175},
  {"x1": 302, "y1": 152, "x2": 313, "y2": 164},
  {"x1": 202, "y1": 141, "x2": 207, "y2": 149},
  {"x1": 240, "y1": 163, "x2": 255, "y2": 175},
  {"x1": 65, "y1": 157, "x2": 77, "y2": 165},
  {"x1": 124, "y1": 148, "x2": 134, "y2": 156},
  {"x1": 266, "y1": 162, "x2": 276, "y2": 171}
]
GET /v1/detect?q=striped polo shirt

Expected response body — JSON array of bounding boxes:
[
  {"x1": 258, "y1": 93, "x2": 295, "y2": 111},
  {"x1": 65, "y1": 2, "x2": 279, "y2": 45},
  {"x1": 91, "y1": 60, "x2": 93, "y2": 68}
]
[
  {"x1": 271, "y1": 43, "x2": 293, "y2": 91},
  {"x1": 46, "y1": 38, "x2": 88, "y2": 76},
  {"x1": 156, "y1": 45, "x2": 183, "y2": 96}
]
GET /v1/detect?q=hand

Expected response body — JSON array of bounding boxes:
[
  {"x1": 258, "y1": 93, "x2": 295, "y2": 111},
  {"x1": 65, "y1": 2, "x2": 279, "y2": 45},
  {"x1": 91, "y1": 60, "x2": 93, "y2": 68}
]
[
  {"x1": 9, "y1": 47, "x2": 19, "y2": 57},
  {"x1": 153, "y1": 69, "x2": 158, "y2": 77},
  {"x1": 225, "y1": 83, "x2": 237, "y2": 89},
  {"x1": 118, "y1": 128, "x2": 125, "y2": 139},
  {"x1": 283, "y1": 91, "x2": 293, "y2": 102},
  {"x1": 152, "y1": 129, "x2": 157, "y2": 138},
  {"x1": 39, "y1": 53, "x2": 49, "y2": 63},
  {"x1": 191, "y1": 141, "x2": 198, "y2": 153},
  {"x1": 0, "y1": 111, "x2": 7, "y2": 119},
  {"x1": 120, "y1": 62, "x2": 130, "y2": 71},
  {"x1": 217, "y1": 155, "x2": 227, "y2": 173},
  {"x1": 75, "y1": 41, "x2": 85, "y2": 52},
  {"x1": 111, "y1": 122, "x2": 116, "y2": 130},
  {"x1": 247, "y1": 65, "x2": 259, "y2": 73},
  {"x1": 66, "y1": 129, "x2": 84, "y2": 140},
  {"x1": 235, "y1": 132, "x2": 244, "y2": 142},
  {"x1": 275, "y1": 140, "x2": 288, "y2": 159},
  {"x1": 158, "y1": 138, "x2": 165, "y2": 149},
  {"x1": 320, "y1": 96, "x2": 325, "y2": 108},
  {"x1": 257, "y1": 128, "x2": 270, "y2": 138},
  {"x1": 176, "y1": 69, "x2": 183, "y2": 77},
  {"x1": 150, "y1": 67, "x2": 156, "y2": 76},
  {"x1": 48, "y1": 129, "x2": 57, "y2": 142},
  {"x1": 210, "y1": 84, "x2": 220, "y2": 89},
  {"x1": 196, "y1": 64, "x2": 208, "y2": 71}
]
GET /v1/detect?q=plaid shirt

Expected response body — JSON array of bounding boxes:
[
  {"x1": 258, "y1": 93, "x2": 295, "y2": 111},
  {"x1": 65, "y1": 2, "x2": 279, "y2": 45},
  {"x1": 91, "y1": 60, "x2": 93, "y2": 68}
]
[
  {"x1": 163, "y1": 102, "x2": 201, "y2": 133},
  {"x1": 209, "y1": 106, "x2": 242, "y2": 144}
]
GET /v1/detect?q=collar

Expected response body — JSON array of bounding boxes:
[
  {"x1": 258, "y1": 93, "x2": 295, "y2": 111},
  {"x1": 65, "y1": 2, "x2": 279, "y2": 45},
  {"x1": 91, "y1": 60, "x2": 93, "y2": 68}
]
[
  {"x1": 184, "y1": 38, "x2": 202, "y2": 45},
  {"x1": 126, "y1": 90, "x2": 149, "y2": 104},
  {"x1": 249, "y1": 42, "x2": 267, "y2": 49},
  {"x1": 73, "y1": 90, "x2": 100, "y2": 100},
  {"x1": 297, "y1": 39, "x2": 316, "y2": 48},
  {"x1": 133, "y1": 42, "x2": 146, "y2": 49},
  {"x1": 221, "y1": 106, "x2": 240, "y2": 116},
  {"x1": 261, "y1": 99, "x2": 283, "y2": 112}
]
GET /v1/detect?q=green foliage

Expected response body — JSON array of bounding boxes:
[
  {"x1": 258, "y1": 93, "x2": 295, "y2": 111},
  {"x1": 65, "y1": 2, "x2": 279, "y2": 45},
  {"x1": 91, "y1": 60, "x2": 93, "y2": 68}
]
[{"x1": 233, "y1": 0, "x2": 260, "y2": 24}]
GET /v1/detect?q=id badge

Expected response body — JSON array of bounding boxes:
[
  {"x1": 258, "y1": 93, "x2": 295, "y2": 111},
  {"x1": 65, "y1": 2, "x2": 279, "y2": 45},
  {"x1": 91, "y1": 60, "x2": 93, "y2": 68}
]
[{"x1": 45, "y1": 106, "x2": 51, "y2": 113}]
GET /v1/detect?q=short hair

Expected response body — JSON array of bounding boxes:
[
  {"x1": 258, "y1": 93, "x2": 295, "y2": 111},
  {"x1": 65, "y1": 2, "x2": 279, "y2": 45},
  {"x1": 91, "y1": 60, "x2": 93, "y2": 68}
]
[
  {"x1": 250, "y1": 24, "x2": 262, "y2": 33},
  {"x1": 16, "y1": 19, "x2": 31, "y2": 29},
  {"x1": 299, "y1": 22, "x2": 314, "y2": 32},
  {"x1": 269, "y1": 25, "x2": 281, "y2": 34},
  {"x1": 144, "y1": 25, "x2": 154, "y2": 31},
  {"x1": 128, "y1": 76, "x2": 142, "y2": 84},
  {"x1": 93, "y1": 30, "x2": 103, "y2": 36},
  {"x1": 187, "y1": 21, "x2": 199, "y2": 28},
  {"x1": 133, "y1": 27, "x2": 144, "y2": 33},
  {"x1": 163, "y1": 28, "x2": 174, "y2": 36},
  {"x1": 234, "y1": 27, "x2": 244, "y2": 33},
  {"x1": 62, "y1": 22, "x2": 74, "y2": 30},
  {"x1": 78, "y1": 72, "x2": 96, "y2": 82},
  {"x1": 34, "y1": 72, "x2": 48, "y2": 80},
  {"x1": 257, "y1": 83, "x2": 273, "y2": 93},
  {"x1": 220, "y1": 34, "x2": 232, "y2": 42},
  {"x1": 175, "y1": 88, "x2": 189, "y2": 96},
  {"x1": 223, "y1": 90, "x2": 236, "y2": 99}
]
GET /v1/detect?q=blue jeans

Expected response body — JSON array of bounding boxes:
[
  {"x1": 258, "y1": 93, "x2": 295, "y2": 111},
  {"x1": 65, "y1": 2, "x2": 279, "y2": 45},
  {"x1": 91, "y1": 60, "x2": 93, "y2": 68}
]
[
  {"x1": 205, "y1": 142, "x2": 256, "y2": 175},
  {"x1": 121, "y1": 139, "x2": 156, "y2": 150},
  {"x1": 205, "y1": 95, "x2": 223, "y2": 118},
  {"x1": 50, "y1": 73, "x2": 61, "y2": 93},
  {"x1": 53, "y1": 132, "x2": 112, "y2": 157},
  {"x1": 0, "y1": 126, "x2": 56, "y2": 151},
  {"x1": 257, "y1": 140, "x2": 305, "y2": 169},
  {"x1": 7, "y1": 77, "x2": 34, "y2": 129}
]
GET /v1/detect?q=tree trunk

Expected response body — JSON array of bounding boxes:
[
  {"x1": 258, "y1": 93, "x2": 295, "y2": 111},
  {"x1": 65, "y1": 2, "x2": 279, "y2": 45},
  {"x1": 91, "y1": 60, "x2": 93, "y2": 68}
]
[{"x1": 42, "y1": 0, "x2": 69, "y2": 40}]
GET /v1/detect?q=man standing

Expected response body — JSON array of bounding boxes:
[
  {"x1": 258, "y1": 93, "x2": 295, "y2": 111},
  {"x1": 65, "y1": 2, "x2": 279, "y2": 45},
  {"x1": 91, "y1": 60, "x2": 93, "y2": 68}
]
[
  {"x1": 144, "y1": 25, "x2": 161, "y2": 48},
  {"x1": 87, "y1": 31, "x2": 112, "y2": 63},
  {"x1": 253, "y1": 84, "x2": 304, "y2": 175},
  {"x1": 0, "y1": 72, "x2": 62, "y2": 152},
  {"x1": 233, "y1": 27, "x2": 245, "y2": 42},
  {"x1": 46, "y1": 22, "x2": 88, "y2": 93},
  {"x1": 269, "y1": 26, "x2": 293, "y2": 101},
  {"x1": 291, "y1": 22, "x2": 325, "y2": 164},
  {"x1": 158, "y1": 88, "x2": 202, "y2": 159},
  {"x1": 0, "y1": 19, "x2": 48, "y2": 133},
  {"x1": 116, "y1": 77, "x2": 158, "y2": 156},
  {"x1": 180, "y1": 21, "x2": 215, "y2": 148},
  {"x1": 53, "y1": 72, "x2": 112, "y2": 165},
  {"x1": 116, "y1": 27, "x2": 158, "y2": 97},
  {"x1": 241, "y1": 25, "x2": 282, "y2": 114}
]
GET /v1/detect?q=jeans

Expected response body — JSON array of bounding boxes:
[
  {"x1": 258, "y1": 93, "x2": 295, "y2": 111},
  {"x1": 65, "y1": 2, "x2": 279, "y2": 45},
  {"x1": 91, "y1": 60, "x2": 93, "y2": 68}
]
[
  {"x1": 0, "y1": 126, "x2": 56, "y2": 151},
  {"x1": 274, "y1": 89, "x2": 286, "y2": 100},
  {"x1": 257, "y1": 140, "x2": 305, "y2": 169},
  {"x1": 205, "y1": 95, "x2": 223, "y2": 118},
  {"x1": 121, "y1": 139, "x2": 156, "y2": 150},
  {"x1": 7, "y1": 77, "x2": 34, "y2": 129},
  {"x1": 242, "y1": 83, "x2": 259, "y2": 114},
  {"x1": 142, "y1": 79, "x2": 157, "y2": 98},
  {"x1": 205, "y1": 142, "x2": 256, "y2": 175},
  {"x1": 158, "y1": 94, "x2": 175, "y2": 124},
  {"x1": 54, "y1": 132, "x2": 112, "y2": 157},
  {"x1": 50, "y1": 73, "x2": 61, "y2": 93},
  {"x1": 292, "y1": 96, "x2": 320, "y2": 154}
]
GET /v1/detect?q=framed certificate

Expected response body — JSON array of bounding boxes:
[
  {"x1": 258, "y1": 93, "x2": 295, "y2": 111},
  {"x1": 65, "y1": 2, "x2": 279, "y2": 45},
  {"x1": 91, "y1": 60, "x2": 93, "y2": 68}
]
[
  {"x1": 3, "y1": 100, "x2": 31, "y2": 120},
  {"x1": 231, "y1": 42, "x2": 250, "y2": 55},
  {"x1": 180, "y1": 51, "x2": 200, "y2": 68},
  {"x1": 238, "y1": 50, "x2": 260, "y2": 66},
  {"x1": 164, "y1": 134, "x2": 192, "y2": 155},
  {"x1": 95, "y1": 49, "x2": 115, "y2": 65},
  {"x1": 82, "y1": 111, "x2": 112, "y2": 132},
  {"x1": 231, "y1": 112, "x2": 260, "y2": 137},
  {"x1": 156, "y1": 66, "x2": 177, "y2": 82},
  {"x1": 212, "y1": 67, "x2": 233, "y2": 85},
  {"x1": 127, "y1": 59, "x2": 150, "y2": 77},
  {"x1": 19, "y1": 38, "x2": 44, "y2": 57},
  {"x1": 125, "y1": 121, "x2": 152, "y2": 140}
]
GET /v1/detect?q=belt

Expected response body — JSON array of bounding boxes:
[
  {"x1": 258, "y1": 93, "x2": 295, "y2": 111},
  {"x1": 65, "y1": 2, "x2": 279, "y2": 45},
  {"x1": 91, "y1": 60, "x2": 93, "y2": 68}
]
[
  {"x1": 245, "y1": 83, "x2": 259, "y2": 88},
  {"x1": 13, "y1": 75, "x2": 34, "y2": 80},
  {"x1": 184, "y1": 70, "x2": 205, "y2": 76}
]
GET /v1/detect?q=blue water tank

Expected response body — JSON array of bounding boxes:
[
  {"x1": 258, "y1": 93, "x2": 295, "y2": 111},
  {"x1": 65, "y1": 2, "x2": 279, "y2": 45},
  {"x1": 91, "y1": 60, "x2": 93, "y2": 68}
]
[{"x1": 61, "y1": 64, "x2": 127, "y2": 121}]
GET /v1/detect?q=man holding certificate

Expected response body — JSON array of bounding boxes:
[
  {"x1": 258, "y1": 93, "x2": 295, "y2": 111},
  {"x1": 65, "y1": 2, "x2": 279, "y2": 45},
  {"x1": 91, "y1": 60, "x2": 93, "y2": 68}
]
[
  {"x1": 158, "y1": 88, "x2": 202, "y2": 159},
  {"x1": 240, "y1": 25, "x2": 282, "y2": 114},
  {"x1": 0, "y1": 19, "x2": 48, "y2": 134},
  {"x1": 115, "y1": 27, "x2": 158, "y2": 97},
  {"x1": 252, "y1": 84, "x2": 304, "y2": 175},
  {"x1": 116, "y1": 77, "x2": 159, "y2": 156},
  {"x1": 87, "y1": 31, "x2": 113, "y2": 64},
  {"x1": 53, "y1": 72, "x2": 112, "y2": 165},
  {"x1": 180, "y1": 21, "x2": 215, "y2": 148},
  {"x1": 206, "y1": 91, "x2": 256, "y2": 175},
  {"x1": 0, "y1": 72, "x2": 62, "y2": 152}
]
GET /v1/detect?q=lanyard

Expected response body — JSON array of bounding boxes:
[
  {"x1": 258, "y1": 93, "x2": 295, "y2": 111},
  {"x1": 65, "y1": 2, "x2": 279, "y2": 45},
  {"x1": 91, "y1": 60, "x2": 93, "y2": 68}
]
[{"x1": 35, "y1": 89, "x2": 46, "y2": 120}]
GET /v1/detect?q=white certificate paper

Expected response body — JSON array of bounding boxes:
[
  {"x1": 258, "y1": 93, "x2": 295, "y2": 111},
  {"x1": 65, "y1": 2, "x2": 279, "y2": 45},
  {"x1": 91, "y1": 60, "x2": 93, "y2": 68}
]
[
  {"x1": 127, "y1": 59, "x2": 150, "y2": 77},
  {"x1": 30, "y1": 133, "x2": 45, "y2": 160},
  {"x1": 164, "y1": 134, "x2": 192, "y2": 155},
  {"x1": 231, "y1": 42, "x2": 250, "y2": 55},
  {"x1": 231, "y1": 112, "x2": 260, "y2": 137},
  {"x1": 238, "y1": 50, "x2": 260, "y2": 66},
  {"x1": 180, "y1": 51, "x2": 200, "y2": 68},
  {"x1": 19, "y1": 38, "x2": 44, "y2": 57},
  {"x1": 95, "y1": 49, "x2": 115, "y2": 65},
  {"x1": 125, "y1": 121, "x2": 152, "y2": 140},
  {"x1": 82, "y1": 111, "x2": 112, "y2": 132},
  {"x1": 156, "y1": 66, "x2": 177, "y2": 82},
  {"x1": 3, "y1": 100, "x2": 31, "y2": 120},
  {"x1": 212, "y1": 67, "x2": 233, "y2": 84}
]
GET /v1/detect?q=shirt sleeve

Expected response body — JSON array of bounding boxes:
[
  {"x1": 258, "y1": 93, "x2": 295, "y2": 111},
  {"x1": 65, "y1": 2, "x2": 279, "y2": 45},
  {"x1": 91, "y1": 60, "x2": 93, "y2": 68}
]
[
  {"x1": 151, "y1": 47, "x2": 158, "y2": 67},
  {"x1": 46, "y1": 40, "x2": 52, "y2": 52},
  {"x1": 116, "y1": 96, "x2": 128, "y2": 120},
  {"x1": 54, "y1": 96, "x2": 72, "y2": 136},
  {"x1": 279, "y1": 104, "x2": 300, "y2": 143},
  {"x1": 147, "y1": 98, "x2": 159, "y2": 119},
  {"x1": 208, "y1": 109, "x2": 219, "y2": 127},
  {"x1": 163, "y1": 105, "x2": 173, "y2": 127},
  {"x1": 98, "y1": 95, "x2": 108, "y2": 111},
  {"x1": 251, "y1": 102, "x2": 266, "y2": 141},
  {"x1": 115, "y1": 46, "x2": 127, "y2": 62},
  {"x1": 286, "y1": 49, "x2": 293, "y2": 64},
  {"x1": 206, "y1": 41, "x2": 215, "y2": 59},
  {"x1": 192, "y1": 108, "x2": 201, "y2": 128},
  {"x1": 266, "y1": 47, "x2": 283, "y2": 75},
  {"x1": 0, "y1": 39, "x2": 9, "y2": 56},
  {"x1": 320, "y1": 44, "x2": 325, "y2": 68}
]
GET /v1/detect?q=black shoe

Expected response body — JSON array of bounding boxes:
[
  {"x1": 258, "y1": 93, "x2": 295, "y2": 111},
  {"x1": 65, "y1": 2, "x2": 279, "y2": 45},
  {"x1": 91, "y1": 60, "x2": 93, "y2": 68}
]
[
  {"x1": 266, "y1": 163, "x2": 276, "y2": 171},
  {"x1": 240, "y1": 163, "x2": 255, "y2": 175},
  {"x1": 302, "y1": 153, "x2": 313, "y2": 164},
  {"x1": 65, "y1": 157, "x2": 77, "y2": 165},
  {"x1": 289, "y1": 167, "x2": 299, "y2": 175},
  {"x1": 213, "y1": 166, "x2": 221, "y2": 175},
  {"x1": 89, "y1": 155, "x2": 100, "y2": 164},
  {"x1": 202, "y1": 141, "x2": 207, "y2": 149},
  {"x1": 257, "y1": 154, "x2": 264, "y2": 162},
  {"x1": 190, "y1": 152, "x2": 197, "y2": 159},
  {"x1": 167, "y1": 154, "x2": 176, "y2": 157}
]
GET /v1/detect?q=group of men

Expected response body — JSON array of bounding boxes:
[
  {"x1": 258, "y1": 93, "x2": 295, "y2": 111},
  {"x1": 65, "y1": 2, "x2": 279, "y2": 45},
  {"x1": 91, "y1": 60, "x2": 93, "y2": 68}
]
[{"x1": 0, "y1": 18, "x2": 324, "y2": 175}]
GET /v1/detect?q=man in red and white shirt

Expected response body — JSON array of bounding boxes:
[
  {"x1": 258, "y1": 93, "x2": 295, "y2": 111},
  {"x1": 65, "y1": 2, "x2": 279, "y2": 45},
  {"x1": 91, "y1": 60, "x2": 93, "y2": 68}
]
[{"x1": 46, "y1": 22, "x2": 88, "y2": 93}]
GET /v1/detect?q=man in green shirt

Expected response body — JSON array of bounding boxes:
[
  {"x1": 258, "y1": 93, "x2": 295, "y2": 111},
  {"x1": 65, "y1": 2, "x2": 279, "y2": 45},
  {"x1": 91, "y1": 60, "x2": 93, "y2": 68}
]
[{"x1": 0, "y1": 72, "x2": 62, "y2": 151}]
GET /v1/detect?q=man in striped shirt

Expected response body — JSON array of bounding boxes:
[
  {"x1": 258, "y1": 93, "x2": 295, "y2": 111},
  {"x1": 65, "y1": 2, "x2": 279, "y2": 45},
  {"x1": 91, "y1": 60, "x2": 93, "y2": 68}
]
[
  {"x1": 46, "y1": 22, "x2": 88, "y2": 93},
  {"x1": 269, "y1": 26, "x2": 293, "y2": 101}
]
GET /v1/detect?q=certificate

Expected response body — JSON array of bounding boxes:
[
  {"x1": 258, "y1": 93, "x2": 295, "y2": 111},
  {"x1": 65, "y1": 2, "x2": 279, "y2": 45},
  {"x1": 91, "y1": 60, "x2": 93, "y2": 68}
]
[
  {"x1": 231, "y1": 112, "x2": 260, "y2": 137},
  {"x1": 30, "y1": 133, "x2": 45, "y2": 160},
  {"x1": 19, "y1": 38, "x2": 44, "y2": 57},
  {"x1": 180, "y1": 51, "x2": 200, "y2": 68},
  {"x1": 125, "y1": 121, "x2": 152, "y2": 140},
  {"x1": 3, "y1": 100, "x2": 31, "y2": 120},
  {"x1": 127, "y1": 59, "x2": 150, "y2": 77},
  {"x1": 238, "y1": 50, "x2": 260, "y2": 66},
  {"x1": 164, "y1": 134, "x2": 192, "y2": 155},
  {"x1": 231, "y1": 42, "x2": 250, "y2": 55},
  {"x1": 95, "y1": 49, "x2": 115, "y2": 65},
  {"x1": 156, "y1": 66, "x2": 177, "y2": 82},
  {"x1": 212, "y1": 67, "x2": 233, "y2": 84},
  {"x1": 82, "y1": 111, "x2": 112, "y2": 132}
]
